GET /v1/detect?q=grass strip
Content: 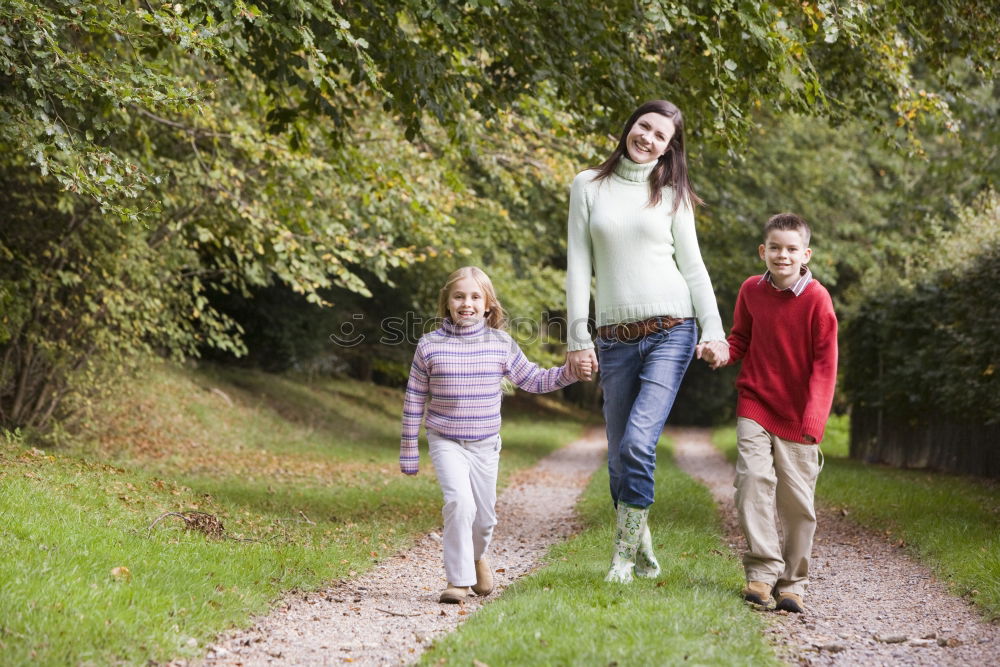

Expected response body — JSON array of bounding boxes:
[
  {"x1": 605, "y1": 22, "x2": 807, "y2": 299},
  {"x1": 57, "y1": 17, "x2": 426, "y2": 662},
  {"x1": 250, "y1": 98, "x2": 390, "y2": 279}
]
[
  {"x1": 712, "y1": 416, "x2": 1000, "y2": 619},
  {"x1": 0, "y1": 363, "x2": 588, "y2": 665},
  {"x1": 420, "y1": 437, "x2": 779, "y2": 666}
]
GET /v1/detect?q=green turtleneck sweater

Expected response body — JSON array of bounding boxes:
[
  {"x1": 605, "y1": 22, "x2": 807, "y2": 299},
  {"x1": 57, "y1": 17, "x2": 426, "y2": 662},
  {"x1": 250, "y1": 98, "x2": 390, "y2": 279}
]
[{"x1": 565, "y1": 158, "x2": 725, "y2": 351}]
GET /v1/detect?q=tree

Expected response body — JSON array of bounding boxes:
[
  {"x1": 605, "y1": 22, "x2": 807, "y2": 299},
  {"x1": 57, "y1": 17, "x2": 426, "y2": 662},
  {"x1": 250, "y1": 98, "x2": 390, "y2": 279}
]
[{"x1": 2, "y1": 0, "x2": 999, "y2": 429}]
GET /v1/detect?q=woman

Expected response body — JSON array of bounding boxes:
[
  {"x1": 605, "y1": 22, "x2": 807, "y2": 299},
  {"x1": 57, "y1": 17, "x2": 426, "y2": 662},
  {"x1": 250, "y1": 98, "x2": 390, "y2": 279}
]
[{"x1": 565, "y1": 100, "x2": 729, "y2": 583}]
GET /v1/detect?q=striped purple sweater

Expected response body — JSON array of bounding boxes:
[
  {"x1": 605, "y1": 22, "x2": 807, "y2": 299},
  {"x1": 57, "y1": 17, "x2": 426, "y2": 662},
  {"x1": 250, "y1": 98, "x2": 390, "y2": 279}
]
[{"x1": 399, "y1": 318, "x2": 576, "y2": 474}]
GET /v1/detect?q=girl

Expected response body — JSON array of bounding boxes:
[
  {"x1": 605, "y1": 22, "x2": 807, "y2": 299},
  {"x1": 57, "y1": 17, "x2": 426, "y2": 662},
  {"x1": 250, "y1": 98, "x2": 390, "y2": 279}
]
[
  {"x1": 564, "y1": 100, "x2": 729, "y2": 583},
  {"x1": 400, "y1": 266, "x2": 584, "y2": 603}
]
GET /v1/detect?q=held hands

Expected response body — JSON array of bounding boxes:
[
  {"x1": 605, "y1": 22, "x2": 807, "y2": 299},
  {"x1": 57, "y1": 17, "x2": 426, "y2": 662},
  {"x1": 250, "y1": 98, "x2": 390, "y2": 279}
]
[
  {"x1": 567, "y1": 348, "x2": 598, "y2": 382},
  {"x1": 696, "y1": 340, "x2": 730, "y2": 370}
]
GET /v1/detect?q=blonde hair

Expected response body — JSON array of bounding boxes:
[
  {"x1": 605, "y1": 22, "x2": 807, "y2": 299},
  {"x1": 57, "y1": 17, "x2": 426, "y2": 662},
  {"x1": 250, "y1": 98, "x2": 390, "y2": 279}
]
[{"x1": 437, "y1": 266, "x2": 506, "y2": 330}]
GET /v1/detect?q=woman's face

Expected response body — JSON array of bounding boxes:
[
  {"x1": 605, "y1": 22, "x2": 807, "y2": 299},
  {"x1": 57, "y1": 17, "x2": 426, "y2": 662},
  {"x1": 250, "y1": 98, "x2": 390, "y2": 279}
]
[{"x1": 625, "y1": 112, "x2": 675, "y2": 164}]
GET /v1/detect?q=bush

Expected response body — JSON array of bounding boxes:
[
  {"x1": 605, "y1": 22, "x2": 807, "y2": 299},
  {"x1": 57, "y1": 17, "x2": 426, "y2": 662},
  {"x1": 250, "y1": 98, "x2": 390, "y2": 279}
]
[{"x1": 843, "y1": 190, "x2": 1000, "y2": 474}]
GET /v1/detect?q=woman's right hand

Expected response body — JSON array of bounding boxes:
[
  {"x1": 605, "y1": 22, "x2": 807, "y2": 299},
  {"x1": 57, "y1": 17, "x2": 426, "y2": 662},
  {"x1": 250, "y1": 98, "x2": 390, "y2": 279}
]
[{"x1": 567, "y1": 348, "x2": 599, "y2": 382}]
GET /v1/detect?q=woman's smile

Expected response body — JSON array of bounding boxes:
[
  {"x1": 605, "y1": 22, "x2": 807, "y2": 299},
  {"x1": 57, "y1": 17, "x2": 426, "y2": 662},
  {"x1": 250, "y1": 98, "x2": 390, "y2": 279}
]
[{"x1": 625, "y1": 112, "x2": 676, "y2": 164}]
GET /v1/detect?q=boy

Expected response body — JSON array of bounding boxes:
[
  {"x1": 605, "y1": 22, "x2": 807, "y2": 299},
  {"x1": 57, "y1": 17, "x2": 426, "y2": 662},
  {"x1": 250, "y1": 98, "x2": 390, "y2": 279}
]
[{"x1": 706, "y1": 213, "x2": 838, "y2": 613}]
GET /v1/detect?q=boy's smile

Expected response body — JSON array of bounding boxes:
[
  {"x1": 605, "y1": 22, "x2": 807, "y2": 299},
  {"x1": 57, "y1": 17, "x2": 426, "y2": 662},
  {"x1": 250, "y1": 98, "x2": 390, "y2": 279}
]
[{"x1": 759, "y1": 229, "x2": 812, "y2": 290}]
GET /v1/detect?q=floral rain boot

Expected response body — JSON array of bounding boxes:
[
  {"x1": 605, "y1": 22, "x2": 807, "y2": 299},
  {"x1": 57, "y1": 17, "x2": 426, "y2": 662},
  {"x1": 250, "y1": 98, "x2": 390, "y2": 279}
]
[
  {"x1": 634, "y1": 522, "x2": 661, "y2": 578},
  {"x1": 605, "y1": 503, "x2": 647, "y2": 584}
]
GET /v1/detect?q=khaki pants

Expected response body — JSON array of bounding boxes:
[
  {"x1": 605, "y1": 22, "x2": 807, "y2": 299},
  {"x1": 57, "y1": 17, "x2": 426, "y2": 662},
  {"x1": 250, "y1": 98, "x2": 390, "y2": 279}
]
[
  {"x1": 427, "y1": 430, "x2": 501, "y2": 587},
  {"x1": 734, "y1": 417, "x2": 822, "y2": 596}
]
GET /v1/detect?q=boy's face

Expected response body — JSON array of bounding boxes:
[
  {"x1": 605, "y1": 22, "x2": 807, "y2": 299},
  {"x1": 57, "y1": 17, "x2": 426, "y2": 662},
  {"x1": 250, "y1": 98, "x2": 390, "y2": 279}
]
[{"x1": 759, "y1": 228, "x2": 812, "y2": 289}]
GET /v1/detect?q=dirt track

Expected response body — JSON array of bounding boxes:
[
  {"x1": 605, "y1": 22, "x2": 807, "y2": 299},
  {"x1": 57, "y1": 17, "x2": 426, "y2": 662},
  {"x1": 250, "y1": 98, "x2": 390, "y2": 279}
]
[
  {"x1": 191, "y1": 428, "x2": 607, "y2": 666},
  {"x1": 671, "y1": 426, "x2": 1000, "y2": 666}
]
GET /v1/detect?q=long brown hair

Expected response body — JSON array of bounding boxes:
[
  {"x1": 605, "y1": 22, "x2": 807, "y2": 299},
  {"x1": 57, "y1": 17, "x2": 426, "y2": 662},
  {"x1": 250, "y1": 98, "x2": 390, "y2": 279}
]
[
  {"x1": 592, "y1": 100, "x2": 703, "y2": 214},
  {"x1": 436, "y1": 266, "x2": 506, "y2": 330}
]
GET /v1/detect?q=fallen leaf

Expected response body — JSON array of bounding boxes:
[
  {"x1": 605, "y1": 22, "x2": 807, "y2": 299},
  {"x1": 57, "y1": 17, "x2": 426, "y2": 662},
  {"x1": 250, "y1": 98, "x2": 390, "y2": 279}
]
[{"x1": 110, "y1": 566, "x2": 132, "y2": 582}]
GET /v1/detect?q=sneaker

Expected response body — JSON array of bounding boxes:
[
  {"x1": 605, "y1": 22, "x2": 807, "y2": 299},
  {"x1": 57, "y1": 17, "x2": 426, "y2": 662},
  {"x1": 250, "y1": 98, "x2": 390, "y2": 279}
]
[
  {"x1": 742, "y1": 581, "x2": 775, "y2": 609},
  {"x1": 472, "y1": 558, "x2": 494, "y2": 596},
  {"x1": 776, "y1": 592, "x2": 805, "y2": 613},
  {"x1": 439, "y1": 583, "x2": 469, "y2": 604}
]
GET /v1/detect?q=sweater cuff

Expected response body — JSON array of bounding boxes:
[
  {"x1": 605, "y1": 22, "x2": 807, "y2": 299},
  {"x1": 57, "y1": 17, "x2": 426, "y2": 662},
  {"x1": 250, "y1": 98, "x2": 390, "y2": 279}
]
[
  {"x1": 568, "y1": 340, "x2": 595, "y2": 352},
  {"x1": 801, "y1": 417, "x2": 826, "y2": 443}
]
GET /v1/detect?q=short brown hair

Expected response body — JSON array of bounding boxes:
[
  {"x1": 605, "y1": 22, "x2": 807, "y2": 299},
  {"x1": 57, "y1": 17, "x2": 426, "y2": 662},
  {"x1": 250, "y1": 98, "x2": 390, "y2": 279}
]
[{"x1": 764, "y1": 213, "x2": 811, "y2": 246}]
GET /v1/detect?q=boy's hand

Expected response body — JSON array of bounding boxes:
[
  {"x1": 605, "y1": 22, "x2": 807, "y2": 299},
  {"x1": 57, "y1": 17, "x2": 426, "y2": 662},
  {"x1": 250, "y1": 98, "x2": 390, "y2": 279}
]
[
  {"x1": 697, "y1": 341, "x2": 730, "y2": 370},
  {"x1": 698, "y1": 344, "x2": 716, "y2": 364}
]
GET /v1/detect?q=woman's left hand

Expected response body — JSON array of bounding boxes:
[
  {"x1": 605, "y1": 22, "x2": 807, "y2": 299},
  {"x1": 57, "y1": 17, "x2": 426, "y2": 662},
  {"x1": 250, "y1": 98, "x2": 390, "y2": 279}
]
[{"x1": 696, "y1": 340, "x2": 730, "y2": 370}]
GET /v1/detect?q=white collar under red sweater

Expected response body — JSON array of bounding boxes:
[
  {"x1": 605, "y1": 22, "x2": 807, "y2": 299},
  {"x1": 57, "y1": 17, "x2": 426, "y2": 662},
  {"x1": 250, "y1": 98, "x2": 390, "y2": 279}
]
[{"x1": 758, "y1": 266, "x2": 813, "y2": 296}]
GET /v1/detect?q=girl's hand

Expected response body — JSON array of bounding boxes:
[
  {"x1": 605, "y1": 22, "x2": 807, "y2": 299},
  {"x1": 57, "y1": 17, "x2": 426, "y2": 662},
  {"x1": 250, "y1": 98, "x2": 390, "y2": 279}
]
[{"x1": 567, "y1": 349, "x2": 598, "y2": 381}]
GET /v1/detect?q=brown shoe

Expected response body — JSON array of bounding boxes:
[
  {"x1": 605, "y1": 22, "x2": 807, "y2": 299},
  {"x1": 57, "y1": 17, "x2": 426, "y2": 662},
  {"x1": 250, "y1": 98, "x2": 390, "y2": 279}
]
[
  {"x1": 742, "y1": 581, "x2": 775, "y2": 609},
  {"x1": 776, "y1": 592, "x2": 805, "y2": 613},
  {"x1": 472, "y1": 558, "x2": 494, "y2": 596},
  {"x1": 439, "y1": 583, "x2": 469, "y2": 604}
]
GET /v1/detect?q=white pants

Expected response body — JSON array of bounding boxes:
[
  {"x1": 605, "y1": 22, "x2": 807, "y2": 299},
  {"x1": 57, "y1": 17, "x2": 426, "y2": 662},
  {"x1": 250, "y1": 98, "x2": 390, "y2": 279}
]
[
  {"x1": 734, "y1": 417, "x2": 823, "y2": 596},
  {"x1": 428, "y1": 430, "x2": 501, "y2": 587}
]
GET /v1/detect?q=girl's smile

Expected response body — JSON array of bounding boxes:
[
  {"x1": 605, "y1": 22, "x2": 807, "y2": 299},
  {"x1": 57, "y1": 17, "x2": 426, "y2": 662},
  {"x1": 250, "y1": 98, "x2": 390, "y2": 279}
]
[{"x1": 447, "y1": 276, "x2": 487, "y2": 326}]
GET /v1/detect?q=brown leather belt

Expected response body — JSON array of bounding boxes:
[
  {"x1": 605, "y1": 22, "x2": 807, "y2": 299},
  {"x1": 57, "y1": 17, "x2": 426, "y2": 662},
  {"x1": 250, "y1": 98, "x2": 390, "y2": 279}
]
[{"x1": 597, "y1": 316, "x2": 692, "y2": 342}]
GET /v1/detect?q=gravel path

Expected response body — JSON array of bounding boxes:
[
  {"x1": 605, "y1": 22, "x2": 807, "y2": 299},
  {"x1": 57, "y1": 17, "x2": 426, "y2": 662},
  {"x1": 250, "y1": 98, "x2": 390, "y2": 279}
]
[
  {"x1": 193, "y1": 428, "x2": 606, "y2": 666},
  {"x1": 670, "y1": 426, "x2": 1000, "y2": 666}
]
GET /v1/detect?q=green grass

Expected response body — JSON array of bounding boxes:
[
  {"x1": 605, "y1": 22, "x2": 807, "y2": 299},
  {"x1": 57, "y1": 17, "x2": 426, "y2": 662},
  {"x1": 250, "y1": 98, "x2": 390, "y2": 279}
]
[
  {"x1": 420, "y1": 437, "x2": 780, "y2": 666},
  {"x1": 0, "y1": 363, "x2": 590, "y2": 665},
  {"x1": 712, "y1": 415, "x2": 1000, "y2": 619}
]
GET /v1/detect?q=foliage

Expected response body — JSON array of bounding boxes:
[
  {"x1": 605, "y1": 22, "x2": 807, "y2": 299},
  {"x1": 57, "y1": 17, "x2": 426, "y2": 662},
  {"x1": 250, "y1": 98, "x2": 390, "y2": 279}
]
[
  {"x1": 2, "y1": 0, "x2": 1000, "y2": 430},
  {"x1": 843, "y1": 190, "x2": 1000, "y2": 425},
  {"x1": 0, "y1": 1, "x2": 463, "y2": 427}
]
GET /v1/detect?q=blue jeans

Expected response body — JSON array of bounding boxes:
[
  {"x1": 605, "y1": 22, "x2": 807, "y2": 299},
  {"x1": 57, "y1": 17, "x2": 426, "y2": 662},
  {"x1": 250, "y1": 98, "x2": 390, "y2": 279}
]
[{"x1": 597, "y1": 319, "x2": 696, "y2": 508}]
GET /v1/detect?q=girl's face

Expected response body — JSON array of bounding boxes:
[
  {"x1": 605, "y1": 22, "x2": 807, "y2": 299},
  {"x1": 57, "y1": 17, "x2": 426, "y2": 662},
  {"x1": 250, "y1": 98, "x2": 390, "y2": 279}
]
[
  {"x1": 625, "y1": 112, "x2": 675, "y2": 164},
  {"x1": 447, "y1": 276, "x2": 487, "y2": 326}
]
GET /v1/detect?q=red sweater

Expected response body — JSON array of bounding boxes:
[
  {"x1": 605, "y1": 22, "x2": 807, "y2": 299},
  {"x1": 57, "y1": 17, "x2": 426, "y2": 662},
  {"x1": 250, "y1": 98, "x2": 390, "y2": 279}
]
[{"x1": 726, "y1": 276, "x2": 838, "y2": 444}]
